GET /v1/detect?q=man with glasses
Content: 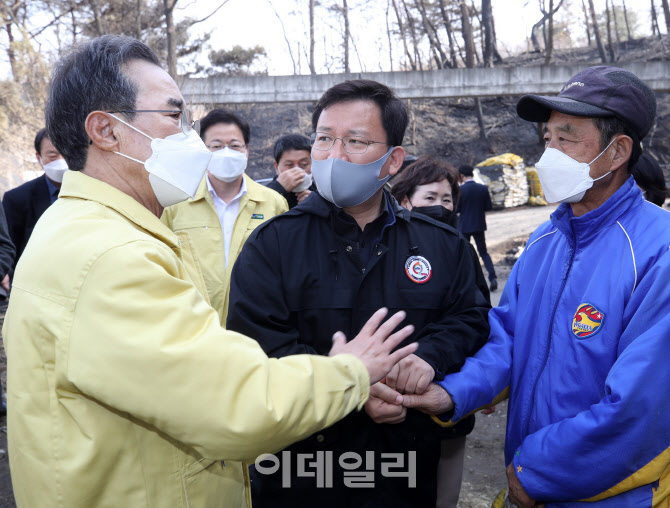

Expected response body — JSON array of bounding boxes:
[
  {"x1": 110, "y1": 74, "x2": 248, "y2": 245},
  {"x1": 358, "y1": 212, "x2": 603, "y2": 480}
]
[
  {"x1": 4, "y1": 36, "x2": 421, "y2": 508},
  {"x1": 161, "y1": 108, "x2": 287, "y2": 323},
  {"x1": 227, "y1": 79, "x2": 490, "y2": 507}
]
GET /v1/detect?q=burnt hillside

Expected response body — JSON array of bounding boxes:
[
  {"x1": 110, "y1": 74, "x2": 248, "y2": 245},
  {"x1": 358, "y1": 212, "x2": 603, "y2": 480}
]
[{"x1": 221, "y1": 35, "x2": 670, "y2": 181}]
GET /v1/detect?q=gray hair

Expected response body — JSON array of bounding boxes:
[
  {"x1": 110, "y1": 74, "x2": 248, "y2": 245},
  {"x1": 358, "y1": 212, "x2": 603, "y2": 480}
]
[{"x1": 45, "y1": 34, "x2": 161, "y2": 170}]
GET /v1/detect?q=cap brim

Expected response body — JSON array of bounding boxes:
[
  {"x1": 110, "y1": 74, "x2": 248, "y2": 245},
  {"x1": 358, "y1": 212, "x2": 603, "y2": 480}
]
[{"x1": 517, "y1": 95, "x2": 614, "y2": 123}]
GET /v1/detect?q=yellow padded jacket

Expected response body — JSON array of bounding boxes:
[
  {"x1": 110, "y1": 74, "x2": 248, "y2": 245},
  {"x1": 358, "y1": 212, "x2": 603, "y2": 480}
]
[
  {"x1": 3, "y1": 171, "x2": 368, "y2": 508},
  {"x1": 161, "y1": 174, "x2": 288, "y2": 323}
]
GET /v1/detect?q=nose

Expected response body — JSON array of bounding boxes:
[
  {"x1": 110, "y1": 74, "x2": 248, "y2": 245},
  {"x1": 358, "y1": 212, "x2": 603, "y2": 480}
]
[{"x1": 327, "y1": 138, "x2": 351, "y2": 162}]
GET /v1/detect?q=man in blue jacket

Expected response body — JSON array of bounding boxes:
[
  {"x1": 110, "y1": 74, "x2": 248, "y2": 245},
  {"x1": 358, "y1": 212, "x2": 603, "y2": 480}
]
[{"x1": 403, "y1": 66, "x2": 670, "y2": 507}]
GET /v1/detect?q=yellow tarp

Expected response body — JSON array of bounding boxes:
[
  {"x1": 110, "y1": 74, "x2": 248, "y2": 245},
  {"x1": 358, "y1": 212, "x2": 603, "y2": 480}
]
[{"x1": 476, "y1": 153, "x2": 524, "y2": 168}]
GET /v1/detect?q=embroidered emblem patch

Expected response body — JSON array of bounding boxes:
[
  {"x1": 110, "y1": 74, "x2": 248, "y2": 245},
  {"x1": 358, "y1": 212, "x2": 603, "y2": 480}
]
[
  {"x1": 251, "y1": 214, "x2": 264, "y2": 219},
  {"x1": 571, "y1": 303, "x2": 605, "y2": 339},
  {"x1": 405, "y1": 255, "x2": 432, "y2": 284}
]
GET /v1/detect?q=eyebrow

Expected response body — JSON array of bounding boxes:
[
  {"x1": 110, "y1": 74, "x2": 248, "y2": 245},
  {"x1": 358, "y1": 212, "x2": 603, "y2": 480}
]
[
  {"x1": 318, "y1": 126, "x2": 371, "y2": 136},
  {"x1": 544, "y1": 123, "x2": 577, "y2": 135},
  {"x1": 167, "y1": 97, "x2": 184, "y2": 110},
  {"x1": 208, "y1": 136, "x2": 243, "y2": 143}
]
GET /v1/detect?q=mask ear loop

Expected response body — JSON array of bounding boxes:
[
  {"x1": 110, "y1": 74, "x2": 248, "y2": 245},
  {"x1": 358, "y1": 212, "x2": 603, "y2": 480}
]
[
  {"x1": 589, "y1": 136, "x2": 620, "y2": 183},
  {"x1": 108, "y1": 113, "x2": 154, "y2": 141},
  {"x1": 588, "y1": 136, "x2": 618, "y2": 165},
  {"x1": 108, "y1": 113, "x2": 154, "y2": 165}
]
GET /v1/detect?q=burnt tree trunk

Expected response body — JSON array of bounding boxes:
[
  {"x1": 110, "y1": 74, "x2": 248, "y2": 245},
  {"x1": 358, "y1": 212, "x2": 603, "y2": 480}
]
[
  {"x1": 588, "y1": 0, "x2": 608, "y2": 62},
  {"x1": 581, "y1": 0, "x2": 592, "y2": 45},
  {"x1": 309, "y1": 0, "x2": 316, "y2": 74}
]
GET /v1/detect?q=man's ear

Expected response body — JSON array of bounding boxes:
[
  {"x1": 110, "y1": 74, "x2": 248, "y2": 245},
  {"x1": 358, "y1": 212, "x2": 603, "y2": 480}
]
[
  {"x1": 610, "y1": 135, "x2": 633, "y2": 173},
  {"x1": 274, "y1": 161, "x2": 280, "y2": 175},
  {"x1": 85, "y1": 111, "x2": 119, "y2": 152},
  {"x1": 387, "y1": 146, "x2": 406, "y2": 177}
]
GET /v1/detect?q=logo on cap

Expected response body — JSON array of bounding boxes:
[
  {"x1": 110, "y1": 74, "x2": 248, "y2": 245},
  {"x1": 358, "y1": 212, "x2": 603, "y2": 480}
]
[
  {"x1": 571, "y1": 303, "x2": 605, "y2": 339},
  {"x1": 405, "y1": 255, "x2": 432, "y2": 284},
  {"x1": 563, "y1": 81, "x2": 585, "y2": 91}
]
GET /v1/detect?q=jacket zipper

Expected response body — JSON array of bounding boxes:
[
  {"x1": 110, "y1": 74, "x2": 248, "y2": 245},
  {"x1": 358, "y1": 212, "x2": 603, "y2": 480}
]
[{"x1": 524, "y1": 236, "x2": 576, "y2": 437}]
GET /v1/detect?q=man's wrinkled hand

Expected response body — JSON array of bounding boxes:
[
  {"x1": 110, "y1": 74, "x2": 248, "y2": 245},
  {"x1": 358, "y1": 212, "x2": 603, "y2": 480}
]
[
  {"x1": 364, "y1": 383, "x2": 406, "y2": 424},
  {"x1": 277, "y1": 167, "x2": 306, "y2": 192},
  {"x1": 401, "y1": 383, "x2": 454, "y2": 415},
  {"x1": 1, "y1": 274, "x2": 9, "y2": 293},
  {"x1": 506, "y1": 462, "x2": 542, "y2": 508},
  {"x1": 329, "y1": 308, "x2": 417, "y2": 385},
  {"x1": 385, "y1": 354, "x2": 435, "y2": 395}
]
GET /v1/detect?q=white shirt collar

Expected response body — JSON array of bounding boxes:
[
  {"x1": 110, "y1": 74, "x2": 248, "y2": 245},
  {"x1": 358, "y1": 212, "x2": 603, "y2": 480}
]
[{"x1": 206, "y1": 173, "x2": 247, "y2": 204}]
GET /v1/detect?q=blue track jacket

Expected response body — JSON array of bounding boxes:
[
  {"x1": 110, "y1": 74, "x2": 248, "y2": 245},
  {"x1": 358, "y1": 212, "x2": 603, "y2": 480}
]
[{"x1": 440, "y1": 177, "x2": 670, "y2": 506}]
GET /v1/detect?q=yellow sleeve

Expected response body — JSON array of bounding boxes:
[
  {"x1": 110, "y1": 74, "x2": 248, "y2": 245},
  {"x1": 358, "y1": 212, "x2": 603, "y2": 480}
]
[{"x1": 66, "y1": 239, "x2": 369, "y2": 462}]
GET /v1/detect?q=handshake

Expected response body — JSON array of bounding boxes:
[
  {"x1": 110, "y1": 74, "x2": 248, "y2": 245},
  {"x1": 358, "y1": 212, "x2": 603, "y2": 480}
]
[
  {"x1": 327, "y1": 307, "x2": 454, "y2": 425},
  {"x1": 365, "y1": 359, "x2": 456, "y2": 424}
]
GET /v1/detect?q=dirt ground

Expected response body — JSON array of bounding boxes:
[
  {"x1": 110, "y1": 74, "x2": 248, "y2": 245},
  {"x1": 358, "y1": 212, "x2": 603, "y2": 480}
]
[{"x1": 0, "y1": 204, "x2": 556, "y2": 508}]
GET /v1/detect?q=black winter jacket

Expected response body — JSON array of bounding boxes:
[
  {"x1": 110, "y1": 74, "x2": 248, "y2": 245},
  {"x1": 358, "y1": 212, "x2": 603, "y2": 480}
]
[
  {"x1": 265, "y1": 175, "x2": 317, "y2": 209},
  {"x1": 227, "y1": 191, "x2": 490, "y2": 508}
]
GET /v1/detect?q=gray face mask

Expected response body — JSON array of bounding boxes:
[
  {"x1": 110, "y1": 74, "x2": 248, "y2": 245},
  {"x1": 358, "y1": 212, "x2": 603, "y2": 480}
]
[{"x1": 311, "y1": 147, "x2": 394, "y2": 208}]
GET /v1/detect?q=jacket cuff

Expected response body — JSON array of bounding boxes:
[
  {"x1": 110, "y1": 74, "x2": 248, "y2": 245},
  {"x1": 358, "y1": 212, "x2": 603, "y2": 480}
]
[{"x1": 331, "y1": 354, "x2": 370, "y2": 411}]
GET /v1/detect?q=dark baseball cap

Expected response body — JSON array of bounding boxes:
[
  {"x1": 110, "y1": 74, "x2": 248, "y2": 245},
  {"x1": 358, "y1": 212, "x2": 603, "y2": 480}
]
[{"x1": 517, "y1": 66, "x2": 657, "y2": 140}]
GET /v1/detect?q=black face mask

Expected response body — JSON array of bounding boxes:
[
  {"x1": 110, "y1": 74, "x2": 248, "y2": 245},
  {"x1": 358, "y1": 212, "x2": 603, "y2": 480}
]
[{"x1": 411, "y1": 205, "x2": 458, "y2": 228}]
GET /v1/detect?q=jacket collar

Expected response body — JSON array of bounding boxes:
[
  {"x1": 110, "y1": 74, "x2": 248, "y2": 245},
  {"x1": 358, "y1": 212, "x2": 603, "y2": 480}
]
[
  {"x1": 59, "y1": 170, "x2": 180, "y2": 249},
  {"x1": 193, "y1": 174, "x2": 259, "y2": 206},
  {"x1": 297, "y1": 189, "x2": 411, "y2": 223},
  {"x1": 550, "y1": 175, "x2": 643, "y2": 246}
]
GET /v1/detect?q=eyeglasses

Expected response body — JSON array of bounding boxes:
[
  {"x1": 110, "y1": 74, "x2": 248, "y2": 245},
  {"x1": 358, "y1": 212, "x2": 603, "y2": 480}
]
[
  {"x1": 108, "y1": 108, "x2": 200, "y2": 135},
  {"x1": 206, "y1": 142, "x2": 246, "y2": 153},
  {"x1": 310, "y1": 132, "x2": 389, "y2": 154}
]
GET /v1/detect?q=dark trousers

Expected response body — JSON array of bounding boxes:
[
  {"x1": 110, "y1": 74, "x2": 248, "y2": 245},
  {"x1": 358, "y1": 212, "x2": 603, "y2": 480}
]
[{"x1": 464, "y1": 231, "x2": 496, "y2": 281}]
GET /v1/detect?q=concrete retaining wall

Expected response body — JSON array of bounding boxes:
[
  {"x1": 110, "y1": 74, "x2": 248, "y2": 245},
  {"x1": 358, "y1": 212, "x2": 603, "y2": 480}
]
[{"x1": 181, "y1": 62, "x2": 670, "y2": 104}]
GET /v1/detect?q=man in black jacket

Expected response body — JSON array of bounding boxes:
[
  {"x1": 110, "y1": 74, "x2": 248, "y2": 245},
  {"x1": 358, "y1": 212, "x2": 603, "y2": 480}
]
[
  {"x1": 227, "y1": 80, "x2": 490, "y2": 508},
  {"x1": 266, "y1": 133, "x2": 316, "y2": 209},
  {"x1": 457, "y1": 165, "x2": 498, "y2": 291},
  {"x1": 3, "y1": 128, "x2": 64, "y2": 272},
  {"x1": 0, "y1": 203, "x2": 12, "y2": 414}
]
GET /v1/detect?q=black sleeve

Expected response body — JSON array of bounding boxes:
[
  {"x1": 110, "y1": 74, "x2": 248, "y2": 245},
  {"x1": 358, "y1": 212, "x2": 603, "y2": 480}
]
[
  {"x1": 484, "y1": 187, "x2": 493, "y2": 212},
  {"x1": 468, "y1": 242, "x2": 491, "y2": 304},
  {"x1": 0, "y1": 193, "x2": 19, "y2": 275},
  {"x1": 413, "y1": 234, "x2": 491, "y2": 378},
  {"x1": 266, "y1": 178, "x2": 290, "y2": 198},
  {"x1": 226, "y1": 223, "x2": 320, "y2": 358}
]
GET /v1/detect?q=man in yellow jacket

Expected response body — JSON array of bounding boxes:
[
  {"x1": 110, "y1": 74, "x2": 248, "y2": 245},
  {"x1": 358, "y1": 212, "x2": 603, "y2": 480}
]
[
  {"x1": 3, "y1": 35, "x2": 417, "y2": 508},
  {"x1": 162, "y1": 109, "x2": 287, "y2": 323}
]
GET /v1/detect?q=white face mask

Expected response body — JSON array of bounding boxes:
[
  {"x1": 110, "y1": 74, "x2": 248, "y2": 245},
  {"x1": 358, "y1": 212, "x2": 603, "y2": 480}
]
[
  {"x1": 41, "y1": 158, "x2": 69, "y2": 183},
  {"x1": 110, "y1": 114, "x2": 212, "y2": 207},
  {"x1": 292, "y1": 169, "x2": 312, "y2": 193},
  {"x1": 535, "y1": 137, "x2": 617, "y2": 204},
  {"x1": 207, "y1": 147, "x2": 247, "y2": 183}
]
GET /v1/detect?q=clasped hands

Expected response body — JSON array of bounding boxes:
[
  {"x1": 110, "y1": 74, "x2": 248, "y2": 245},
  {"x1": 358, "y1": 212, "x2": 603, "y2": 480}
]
[{"x1": 364, "y1": 354, "x2": 451, "y2": 424}]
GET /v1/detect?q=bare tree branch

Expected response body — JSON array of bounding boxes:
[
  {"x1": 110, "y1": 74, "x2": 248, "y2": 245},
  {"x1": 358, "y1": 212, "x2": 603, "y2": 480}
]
[
  {"x1": 266, "y1": 0, "x2": 297, "y2": 74},
  {"x1": 189, "y1": 0, "x2": 231, "y2": 25}
]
